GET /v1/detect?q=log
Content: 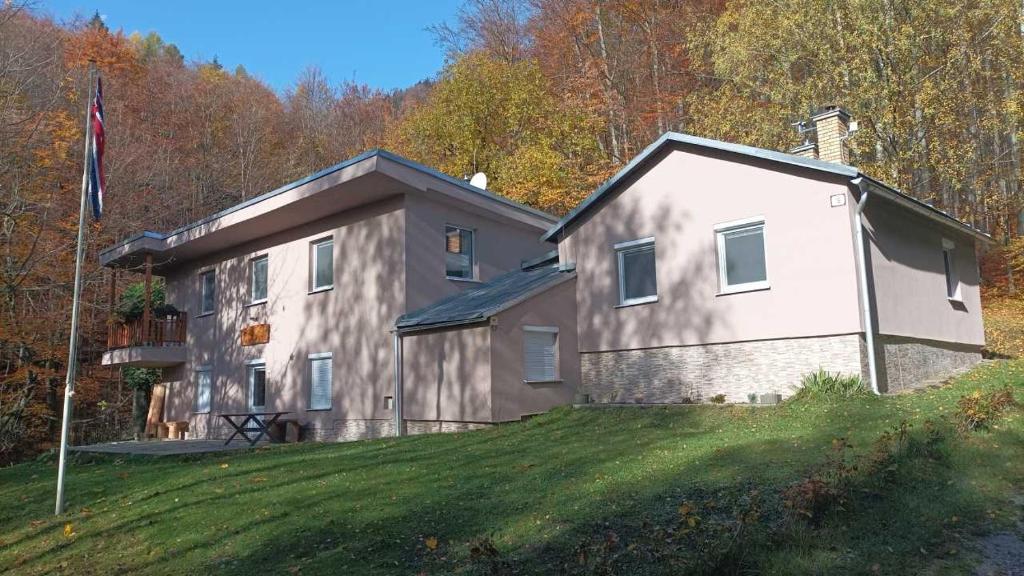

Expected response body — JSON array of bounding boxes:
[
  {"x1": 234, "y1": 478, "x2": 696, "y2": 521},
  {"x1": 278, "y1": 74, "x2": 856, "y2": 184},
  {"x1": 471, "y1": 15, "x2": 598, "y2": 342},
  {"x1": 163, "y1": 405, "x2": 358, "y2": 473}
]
[{"x1": 145, "y1": 383, "x2": 166, "y2": 438}]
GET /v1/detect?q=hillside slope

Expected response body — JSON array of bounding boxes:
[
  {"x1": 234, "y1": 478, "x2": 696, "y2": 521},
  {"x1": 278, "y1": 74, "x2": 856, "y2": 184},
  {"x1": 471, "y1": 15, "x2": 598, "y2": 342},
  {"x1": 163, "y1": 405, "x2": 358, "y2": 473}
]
[{"x1": 1, "y1": 362, "x2": 1022, "y2": 575}]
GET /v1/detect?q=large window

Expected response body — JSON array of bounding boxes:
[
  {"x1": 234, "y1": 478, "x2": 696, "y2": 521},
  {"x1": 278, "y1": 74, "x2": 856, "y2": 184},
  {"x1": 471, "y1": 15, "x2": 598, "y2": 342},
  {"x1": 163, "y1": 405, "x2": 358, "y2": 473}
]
[
  {"x1": 199, "y1": 270, "x2": 216, "y2": 315},
  {"x1": 250, "y1": 255, "x2": 268, "y2": 303},
  {"x1": 523, "y1": 326, "x2": 558, "y2": 382},
  {"x1": 308, "y1": 352, "x2": 332, "y2": 410},
  {"x1": 311, "y1": 238, "x2": 334, "y2": 292},
  {"x1": 445, "y1": 225, "x2": 475, "y2": 280},
  {"x1": 943, "y1": 239, "x2": 961, "y2": 301},
  {"x1": 715, "y1": 218, "x2": 769, "y2": 294},
  {"x1": 615, "y1": 237, "x2": 658, "y2": 306},
  {"x1": 194, "y1": 367, "x2": 212, "y2": 413}
]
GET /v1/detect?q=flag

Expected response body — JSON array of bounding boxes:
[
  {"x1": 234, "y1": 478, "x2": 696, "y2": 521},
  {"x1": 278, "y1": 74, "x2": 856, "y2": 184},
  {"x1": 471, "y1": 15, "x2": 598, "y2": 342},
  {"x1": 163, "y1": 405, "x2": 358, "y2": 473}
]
[{"x1": 87, "y1": 77, "x2": 105, "y2": 220}]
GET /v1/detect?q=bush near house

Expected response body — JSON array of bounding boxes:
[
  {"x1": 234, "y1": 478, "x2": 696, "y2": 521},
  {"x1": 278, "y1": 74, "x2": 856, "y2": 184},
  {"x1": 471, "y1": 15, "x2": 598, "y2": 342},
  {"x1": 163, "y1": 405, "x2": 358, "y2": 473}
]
[
  {"x1": 1, "y1": 361, "x2": 1022, "y2": 575},
  {"x1": 792, "y1": 369, "x2": 867, "y2": 400}
]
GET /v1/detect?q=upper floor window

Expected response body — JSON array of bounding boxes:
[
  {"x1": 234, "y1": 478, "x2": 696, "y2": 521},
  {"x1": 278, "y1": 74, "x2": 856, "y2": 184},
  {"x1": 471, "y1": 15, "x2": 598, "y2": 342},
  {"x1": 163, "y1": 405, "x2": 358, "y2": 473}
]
[
  {"x1": 445, "y1": 225, "x2": 475, "y2": 280},
  {"x1": 311, "y1": 238, "x2": 333, "y2": 292},
  {"x1": 250, "y1": 255, "x2": 268, "y2": 304},
  {"x1": 715, "y1": 217, "x2": 769, "y2": 294},
  {"x1": 199, "y1": 269, "x2": 216, "y2": 315},
  {"x1": 943, "y1": 238, "x2": 961, "y2": 301},
  {"x1": 615, "y1": 237, "x2": 657, "y2": 306}
]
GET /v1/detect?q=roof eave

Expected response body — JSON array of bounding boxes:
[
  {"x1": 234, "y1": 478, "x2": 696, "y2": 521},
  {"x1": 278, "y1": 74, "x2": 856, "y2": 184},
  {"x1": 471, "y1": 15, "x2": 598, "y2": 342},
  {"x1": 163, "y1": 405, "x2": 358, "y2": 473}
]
[
  {"x1": 855, "y1": 176, "x2": 992, "y2": 243},
  {"x1": 395, "y1": 269, "x2": 576, "y2": 333}
]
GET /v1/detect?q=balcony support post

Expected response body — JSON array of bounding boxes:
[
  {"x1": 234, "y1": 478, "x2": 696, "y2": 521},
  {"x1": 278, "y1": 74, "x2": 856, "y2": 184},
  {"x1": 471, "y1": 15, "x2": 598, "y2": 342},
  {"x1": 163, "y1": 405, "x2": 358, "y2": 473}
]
[
  {"x1": 107, "y1": 268, "x2": 117, "y2": 348},
  {"x1": 143, "y1": 254, "x2": 152, "y2": 344}
]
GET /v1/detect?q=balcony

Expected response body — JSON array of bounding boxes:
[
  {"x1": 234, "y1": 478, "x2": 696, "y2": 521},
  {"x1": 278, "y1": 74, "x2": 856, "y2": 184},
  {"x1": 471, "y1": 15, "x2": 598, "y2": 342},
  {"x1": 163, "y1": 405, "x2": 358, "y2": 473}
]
[{"x1": 102, "y1": 314, "x2": 188, "y2": 368}]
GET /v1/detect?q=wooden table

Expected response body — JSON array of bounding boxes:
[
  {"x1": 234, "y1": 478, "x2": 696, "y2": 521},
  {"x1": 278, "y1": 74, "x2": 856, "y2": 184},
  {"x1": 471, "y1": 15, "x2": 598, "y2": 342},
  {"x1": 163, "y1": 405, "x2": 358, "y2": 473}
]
[{"x1": 219, "y1": 412, "x2": 290, "y2": 446}]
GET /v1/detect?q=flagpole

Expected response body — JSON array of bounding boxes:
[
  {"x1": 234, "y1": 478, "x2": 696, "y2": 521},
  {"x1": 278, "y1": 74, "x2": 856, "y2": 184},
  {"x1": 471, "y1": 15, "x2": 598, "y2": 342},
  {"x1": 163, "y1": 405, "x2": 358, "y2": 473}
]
[{"x1": 55, "y1": 61, "x2": 96, "y2": 517}]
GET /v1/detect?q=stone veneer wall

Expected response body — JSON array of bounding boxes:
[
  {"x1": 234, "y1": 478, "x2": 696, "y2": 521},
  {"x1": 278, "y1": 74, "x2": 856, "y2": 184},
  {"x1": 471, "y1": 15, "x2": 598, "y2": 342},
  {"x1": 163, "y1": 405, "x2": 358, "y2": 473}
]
[
  {"x1": 580, "y1": 334, "x2": 865, "y2": 404},
  {"x1": 875, "y1": 335, "x2": 982, "y2": 393}
]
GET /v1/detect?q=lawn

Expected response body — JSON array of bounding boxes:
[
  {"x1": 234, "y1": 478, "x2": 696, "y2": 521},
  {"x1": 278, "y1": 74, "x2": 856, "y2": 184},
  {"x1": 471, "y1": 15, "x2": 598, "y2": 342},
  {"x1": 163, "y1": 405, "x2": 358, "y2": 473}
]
[{"x1": 2, "y1": 362, "x2": 1022, "y2": 576}]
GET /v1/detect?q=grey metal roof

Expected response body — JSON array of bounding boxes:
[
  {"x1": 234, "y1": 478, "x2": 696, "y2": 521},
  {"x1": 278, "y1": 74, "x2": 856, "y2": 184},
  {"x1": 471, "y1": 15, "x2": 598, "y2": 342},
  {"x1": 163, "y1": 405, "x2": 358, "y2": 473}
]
[
  {"x1": 541, "y1": 131, "x2": 989, "y2": 243},
  {"x1": 396, "y1": 264, "x2": 575, "y2": 333},
  {"x1": 100, "y1": 148, "x2": 556, "y2": 260}
]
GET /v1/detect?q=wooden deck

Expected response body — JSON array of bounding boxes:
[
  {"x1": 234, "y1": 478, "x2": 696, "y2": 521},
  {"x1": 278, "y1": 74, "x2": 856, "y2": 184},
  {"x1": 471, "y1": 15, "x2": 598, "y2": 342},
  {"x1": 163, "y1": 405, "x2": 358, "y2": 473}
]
[{"x1": 71, "y1": 439, "x2": 267, "y2": 456}]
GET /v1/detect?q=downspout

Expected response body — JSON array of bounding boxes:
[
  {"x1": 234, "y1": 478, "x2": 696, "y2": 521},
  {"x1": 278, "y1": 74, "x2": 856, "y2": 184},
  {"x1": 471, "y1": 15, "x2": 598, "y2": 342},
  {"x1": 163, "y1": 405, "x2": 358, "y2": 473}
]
[
  {"x1": 851, "y1": 177, "x2": 880, "y2": 395},
  {"x1": 393, "y1": 331, "x2": 404, "y2": 436}
]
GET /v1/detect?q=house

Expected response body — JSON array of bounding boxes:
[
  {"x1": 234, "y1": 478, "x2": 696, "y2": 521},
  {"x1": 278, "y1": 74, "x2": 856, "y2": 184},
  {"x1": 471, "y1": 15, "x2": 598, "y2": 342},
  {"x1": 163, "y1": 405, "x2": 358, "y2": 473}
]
[
  {"x1": 542, "y1": 106, "x2": 988, "y2": 401},
  {"x1": 100, "y1": 106, "x2": 988, "y2": 442},
  {"x1": 100, "y1": 150, "x2": 566, "y2": 440}
]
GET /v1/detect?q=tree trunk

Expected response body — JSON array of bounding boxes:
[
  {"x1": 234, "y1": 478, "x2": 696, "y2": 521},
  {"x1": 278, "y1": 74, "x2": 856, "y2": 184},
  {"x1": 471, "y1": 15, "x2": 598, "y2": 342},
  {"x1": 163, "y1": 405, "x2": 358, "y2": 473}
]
[{"x1": 132, "y1": 386, "x2": 151, "y2": 440}]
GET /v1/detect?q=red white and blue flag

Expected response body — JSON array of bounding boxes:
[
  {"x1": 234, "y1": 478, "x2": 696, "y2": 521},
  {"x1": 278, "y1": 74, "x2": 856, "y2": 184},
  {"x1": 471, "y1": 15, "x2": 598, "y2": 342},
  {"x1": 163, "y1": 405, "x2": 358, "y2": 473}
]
[{"x1": 87, "y1": 77, "x2": 105, "y2": 220}]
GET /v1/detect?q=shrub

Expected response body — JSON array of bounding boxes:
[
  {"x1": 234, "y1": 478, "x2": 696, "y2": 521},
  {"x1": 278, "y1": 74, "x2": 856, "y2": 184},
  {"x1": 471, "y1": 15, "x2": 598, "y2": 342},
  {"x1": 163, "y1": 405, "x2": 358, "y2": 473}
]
[
  {"x1": 782, "y1": 438, "x2": 856, "y2": 527},
  {"x1": 792, "y1": 369, "x2": 866, "y2": 400},
  {"x1": 709, "y1": 394, "x2": 727, "y2": 404},
  {"x1": 956, "y1": 386, "x2": 1017, "y2": 433}
]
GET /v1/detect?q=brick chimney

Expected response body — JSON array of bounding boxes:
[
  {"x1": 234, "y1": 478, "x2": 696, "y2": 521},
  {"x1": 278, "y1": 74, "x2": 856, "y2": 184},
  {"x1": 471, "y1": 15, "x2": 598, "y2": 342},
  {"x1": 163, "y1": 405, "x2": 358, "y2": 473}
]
[{"x1": 810, "y1": 106, "x2": 851, "y2": 164}]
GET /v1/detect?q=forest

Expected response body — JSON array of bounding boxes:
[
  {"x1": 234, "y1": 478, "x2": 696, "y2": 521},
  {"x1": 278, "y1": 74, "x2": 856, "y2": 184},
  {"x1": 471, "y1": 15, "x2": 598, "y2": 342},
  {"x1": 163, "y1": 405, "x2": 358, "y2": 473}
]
[{"x1": 2, "y1": 0, "x2": 1023, "y2": 463}]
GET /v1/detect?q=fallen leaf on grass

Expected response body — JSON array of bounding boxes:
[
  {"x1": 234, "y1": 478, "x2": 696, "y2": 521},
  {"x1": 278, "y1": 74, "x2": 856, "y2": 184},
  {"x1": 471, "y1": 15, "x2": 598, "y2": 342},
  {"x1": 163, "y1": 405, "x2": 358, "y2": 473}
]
[
  {"x1": 425, "y1": 536, "x2": 439, "y2": 551},
  {"x1": 63, "y1": 523, "x2": 74, "y2": 538}
]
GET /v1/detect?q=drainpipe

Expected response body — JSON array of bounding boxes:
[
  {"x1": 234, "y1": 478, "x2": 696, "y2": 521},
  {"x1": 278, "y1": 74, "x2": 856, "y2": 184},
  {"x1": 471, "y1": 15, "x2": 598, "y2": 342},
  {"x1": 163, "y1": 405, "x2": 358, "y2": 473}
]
[
  {"x1": 851, "y1": 177, "x2": 880, "y2": 395},
  {"x1": 392, "y1": 331, "x2": 404, "y2": 436}
]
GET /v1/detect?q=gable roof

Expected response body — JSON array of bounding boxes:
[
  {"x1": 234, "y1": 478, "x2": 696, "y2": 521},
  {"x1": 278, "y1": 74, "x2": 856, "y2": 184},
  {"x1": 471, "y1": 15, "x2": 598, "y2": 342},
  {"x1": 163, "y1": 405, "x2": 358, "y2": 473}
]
[
  {"x1": 396, "y1": 264, "x2": 575, "y2": 333},
  {"x1": 100, "y1": 149, "x2": 556, "y2": 270},
  {"x1": 541, "y1": 132, "x2": 990, "y2": 243}
]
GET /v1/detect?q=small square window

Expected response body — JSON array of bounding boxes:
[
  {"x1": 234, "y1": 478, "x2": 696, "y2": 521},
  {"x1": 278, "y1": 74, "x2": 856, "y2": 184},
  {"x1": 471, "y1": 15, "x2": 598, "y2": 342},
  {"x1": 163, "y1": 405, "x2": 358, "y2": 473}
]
[
  {"x1": 716, "y1": 219, "x2": 769, "y2": 294},
  {"x1": 199, "y1": 270, "x2": 216, "y2": 315},
  {"x1": 311, "y1": 238, "x2": 334, "y2": 291},
  {"x1": 250, "y1": 255, "x2": 268, "y2": 303},
  {"x1": 445, "y1": 225, "x2": 475, "y2": 279},
  {"x1": 615, "y1": 238, "x2": 657, "y2": 306}
]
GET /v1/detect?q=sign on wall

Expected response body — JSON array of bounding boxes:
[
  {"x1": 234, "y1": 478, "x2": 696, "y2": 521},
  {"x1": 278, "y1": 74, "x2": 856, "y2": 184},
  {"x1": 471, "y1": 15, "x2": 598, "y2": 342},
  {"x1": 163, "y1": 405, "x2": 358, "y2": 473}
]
[{"x1": 241, "y1": 323, "x2": 270, "y2": 346}]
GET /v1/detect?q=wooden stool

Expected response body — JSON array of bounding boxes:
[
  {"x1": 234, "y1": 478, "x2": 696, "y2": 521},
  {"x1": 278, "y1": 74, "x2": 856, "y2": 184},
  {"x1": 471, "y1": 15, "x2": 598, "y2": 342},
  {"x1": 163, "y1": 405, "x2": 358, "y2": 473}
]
[{"x1": 167, "y1": 421, "x2": 190, "y2": 440}]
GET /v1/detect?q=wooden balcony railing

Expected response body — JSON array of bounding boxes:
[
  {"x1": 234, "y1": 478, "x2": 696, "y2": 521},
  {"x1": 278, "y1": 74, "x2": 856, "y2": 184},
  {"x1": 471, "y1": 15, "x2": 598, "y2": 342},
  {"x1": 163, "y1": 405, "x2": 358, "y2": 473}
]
[{"x1": 107, "y1": 313, "x2": 187, "y2": 350}]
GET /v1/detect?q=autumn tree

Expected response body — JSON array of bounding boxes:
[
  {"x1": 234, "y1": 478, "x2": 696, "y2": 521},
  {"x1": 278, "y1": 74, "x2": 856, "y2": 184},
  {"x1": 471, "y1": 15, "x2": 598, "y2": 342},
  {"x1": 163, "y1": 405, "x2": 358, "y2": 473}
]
[{"x1": 389, "y1": 51, "x2": 610, "y2": 214}]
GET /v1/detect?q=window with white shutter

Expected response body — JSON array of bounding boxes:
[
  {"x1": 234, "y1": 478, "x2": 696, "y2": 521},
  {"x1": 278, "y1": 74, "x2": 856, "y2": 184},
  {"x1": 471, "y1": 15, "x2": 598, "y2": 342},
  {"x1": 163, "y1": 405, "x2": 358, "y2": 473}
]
[
  {"x1": 523, "y1": 326, "x2": 558, "y2": 382},
  {"x1": 195, "y1": 367, "x2": 212, "y2": 413},
  {"x1": 308, "y1": 353, "x2": 332, "y2": 410}
]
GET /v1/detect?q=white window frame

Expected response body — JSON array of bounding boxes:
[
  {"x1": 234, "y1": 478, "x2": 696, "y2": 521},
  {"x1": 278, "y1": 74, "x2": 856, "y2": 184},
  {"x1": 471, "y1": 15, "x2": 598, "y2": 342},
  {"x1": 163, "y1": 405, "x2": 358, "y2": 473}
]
[
  {"x1": 714, "y1": 216, "x2": 770, "y2": 295},
  {"x1": 942, "y1": 238, "x2": 962, "y2": 302},
  {"x1": 615, "y1": 237, "x2": 658, "y2": 306},
  {"x1": 199, "y1": 269, "x2": 216, "y2": 316},
  {"x1": 523, "y1": 326, "x2": 559, "y2": 383},
  {"x1": 307, "y1": 352, "x2": 333, "y2": 411},
  {"x1": 249, "y1": 255, "x2": 268, "y2": 305},
  {"x1": 194, "y1": 365, "x2": 213, "y2": 414},
  {"x1": 445, "y1": 224, "x2": 477, "y2": 281},
  {"x1": 310, "y1": 237, "x2": 334, "y2": 293},
  {"x1": 246, "y1": 359, "x2": 267, "y2": 412}
]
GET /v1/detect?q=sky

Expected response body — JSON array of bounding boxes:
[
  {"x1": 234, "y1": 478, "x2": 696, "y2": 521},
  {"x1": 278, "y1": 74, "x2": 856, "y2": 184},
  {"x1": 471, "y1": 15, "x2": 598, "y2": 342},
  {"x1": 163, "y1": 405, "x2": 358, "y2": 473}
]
[{"x1": 40, "y1": 0, "x2": 463, "y2": 93}]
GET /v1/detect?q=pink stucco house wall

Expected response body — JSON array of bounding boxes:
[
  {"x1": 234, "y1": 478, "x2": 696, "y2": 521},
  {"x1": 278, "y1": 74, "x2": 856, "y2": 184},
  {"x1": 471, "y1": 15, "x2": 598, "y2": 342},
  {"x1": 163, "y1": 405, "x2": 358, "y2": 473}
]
[
  {"x1": 100, "y1": 106, "x2": 989, "y2": 442},
  {"x1": 545, "y1": 107, "x2": 987, "y2": 400}
]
